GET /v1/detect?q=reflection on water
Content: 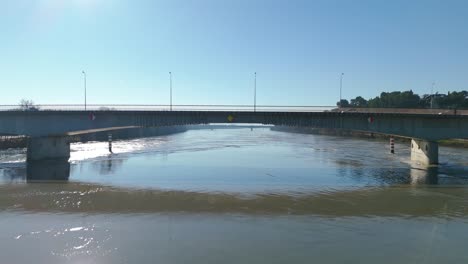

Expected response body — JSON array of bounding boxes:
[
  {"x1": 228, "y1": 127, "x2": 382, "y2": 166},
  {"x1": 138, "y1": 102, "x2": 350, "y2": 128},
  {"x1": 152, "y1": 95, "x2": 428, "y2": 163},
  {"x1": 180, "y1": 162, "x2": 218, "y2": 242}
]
[
  {"x1": 1, "y1": 159, "x2": 457, "y2": 187},
  {"x1": 1, "y1": 128, "x2": 468, "y2": 263},
  {"x1": 1, "y1": 181, "x2": 468, "y2": 218},
  {"x1": 410, "y1": 166, "x2": 439, "y2": 185},
  {"x1": 89, "y1": 157, "x2": 125, "y2": 175},
  {"x1": 27, "y1": 160, "x2": 70, "y2": 182}
]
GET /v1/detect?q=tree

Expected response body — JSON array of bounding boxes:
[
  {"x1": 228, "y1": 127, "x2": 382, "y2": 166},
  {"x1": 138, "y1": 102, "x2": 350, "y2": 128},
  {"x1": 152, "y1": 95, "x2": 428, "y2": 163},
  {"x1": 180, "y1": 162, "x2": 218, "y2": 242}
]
[
  {"x1": 19, "y1": 99, "x2": 39, "y2": 111},
  {"x1": 367, "y1": 96, "x2": 382, "y2": 108},
  {"x1": 437, "y1": 91, "x2": 468, "y2": 109},
  {"x1": 336, "y1": 99, "x2": 350, "y2": 107},
  {"x1": 365, "y1": 90, "x2": 420, "y2": 108},
  {"x1": 350, "y1": 96, "x2": 368, "y2": 107}
]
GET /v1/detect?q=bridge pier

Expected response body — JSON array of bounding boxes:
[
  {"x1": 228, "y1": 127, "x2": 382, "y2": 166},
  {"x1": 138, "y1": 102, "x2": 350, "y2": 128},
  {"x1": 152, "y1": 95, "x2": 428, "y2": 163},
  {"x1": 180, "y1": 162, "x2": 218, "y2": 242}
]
[
  {"x1": 410, "y1": 139, "x2": 438, "y2": 165},
  {"x1": 27, "y1": 136, "x2": 70, "y2": 162}
]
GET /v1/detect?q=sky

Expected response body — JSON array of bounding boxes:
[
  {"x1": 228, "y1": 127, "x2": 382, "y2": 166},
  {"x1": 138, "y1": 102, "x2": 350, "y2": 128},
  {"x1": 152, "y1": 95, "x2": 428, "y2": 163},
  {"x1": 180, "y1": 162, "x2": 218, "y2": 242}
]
[{"x1": 1, "y1": 0, "x2": 468, "y2": 106}]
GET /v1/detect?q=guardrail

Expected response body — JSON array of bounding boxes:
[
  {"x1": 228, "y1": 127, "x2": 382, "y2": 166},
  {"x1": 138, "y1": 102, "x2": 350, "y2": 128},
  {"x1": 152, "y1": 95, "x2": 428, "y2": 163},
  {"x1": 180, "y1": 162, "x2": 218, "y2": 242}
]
[
  {"x1": 0, "y1": 104, "x2": 336, "y2": 112},
  {"x1": 0, "y1": 105, "x2": 467, "y2": 115},
  {"x1": 338, "y1": 107, "x2": 468, "y2": 115}
]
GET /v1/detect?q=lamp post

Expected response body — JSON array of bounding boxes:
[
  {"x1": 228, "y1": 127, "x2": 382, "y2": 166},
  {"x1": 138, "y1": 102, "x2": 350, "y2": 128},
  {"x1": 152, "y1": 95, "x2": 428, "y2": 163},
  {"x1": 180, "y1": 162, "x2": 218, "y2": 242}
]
[
  {"x1": 339, "y1": 73, "x2": 344, "y2": 107},
  {"x1": 82, "y1": 71, "x2": 87, "y2": 110},
  {"x1": 431, "y1": 82, "x2": 435, "y2": 109},
  {"x1": 169, "y1": 72, "x2": 172, "y2": 111},
  {"x1": 254, "y1": 72, "x2": 257, "y2": 112}
]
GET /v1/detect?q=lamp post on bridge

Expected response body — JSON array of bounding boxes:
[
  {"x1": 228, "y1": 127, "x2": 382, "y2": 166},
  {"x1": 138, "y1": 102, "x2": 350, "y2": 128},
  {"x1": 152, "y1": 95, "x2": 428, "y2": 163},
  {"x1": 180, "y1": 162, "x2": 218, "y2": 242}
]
[
  {"x1": 82, "y1": 70, "x2": 87, "y2": 111},
  {"x1": 431, "y1": 82, "x2": 435, "y2": 109},
  {"x1": 254, "y1": 72, "x2": 257, "y2": 112},
  {"x1": 169, "y1": 71, "x2": 173, "y2": 111},
  {"x1": 339, "y1": 72, "x2": 344, "y2": 108}
]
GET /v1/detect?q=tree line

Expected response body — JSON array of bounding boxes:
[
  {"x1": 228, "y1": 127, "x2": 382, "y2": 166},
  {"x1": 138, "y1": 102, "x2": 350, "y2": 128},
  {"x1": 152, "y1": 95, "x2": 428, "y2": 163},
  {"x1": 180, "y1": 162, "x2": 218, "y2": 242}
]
[{"x1": 338, "y1": 90, "x2": 468, "y2": 109}]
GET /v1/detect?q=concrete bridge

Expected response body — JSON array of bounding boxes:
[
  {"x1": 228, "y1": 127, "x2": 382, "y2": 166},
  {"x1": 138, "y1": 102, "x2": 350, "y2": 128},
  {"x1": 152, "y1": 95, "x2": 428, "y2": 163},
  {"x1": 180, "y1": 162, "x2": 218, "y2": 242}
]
[{"x1": 1, "y1": 109, "x2": 468, "y2": 165}]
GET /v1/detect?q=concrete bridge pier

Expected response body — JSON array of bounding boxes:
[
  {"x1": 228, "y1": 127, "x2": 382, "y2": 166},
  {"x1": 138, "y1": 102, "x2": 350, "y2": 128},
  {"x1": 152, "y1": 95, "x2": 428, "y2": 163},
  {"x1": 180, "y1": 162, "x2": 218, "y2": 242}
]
[
  {"x1": 27, "y1": 136, "x2": 70, "y2": 162},
  {"x1": 410, "y1": 139, "x2": 439, "y2": 165}
]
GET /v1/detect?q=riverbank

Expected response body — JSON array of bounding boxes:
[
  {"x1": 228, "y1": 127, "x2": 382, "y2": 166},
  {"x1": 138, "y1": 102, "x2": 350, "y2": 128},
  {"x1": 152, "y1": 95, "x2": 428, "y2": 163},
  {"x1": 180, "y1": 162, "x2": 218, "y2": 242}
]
[{"x1": 271, "y1": 126, "x2": 468, "y2": 148}]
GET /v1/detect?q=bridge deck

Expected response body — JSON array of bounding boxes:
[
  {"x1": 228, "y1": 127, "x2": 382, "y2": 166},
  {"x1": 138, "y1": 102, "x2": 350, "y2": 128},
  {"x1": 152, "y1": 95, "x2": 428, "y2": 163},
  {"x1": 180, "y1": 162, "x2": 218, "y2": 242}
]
[{"x1": 1, "y1": 109, "x2": 467, "y2": 140}]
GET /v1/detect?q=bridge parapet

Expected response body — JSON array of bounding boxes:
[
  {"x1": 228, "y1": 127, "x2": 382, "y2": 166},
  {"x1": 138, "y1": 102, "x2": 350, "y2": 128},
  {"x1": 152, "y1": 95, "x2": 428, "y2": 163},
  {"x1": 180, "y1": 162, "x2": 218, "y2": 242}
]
[{"x1": 1, "y1": 110, "x2": 468, "y2": 140}]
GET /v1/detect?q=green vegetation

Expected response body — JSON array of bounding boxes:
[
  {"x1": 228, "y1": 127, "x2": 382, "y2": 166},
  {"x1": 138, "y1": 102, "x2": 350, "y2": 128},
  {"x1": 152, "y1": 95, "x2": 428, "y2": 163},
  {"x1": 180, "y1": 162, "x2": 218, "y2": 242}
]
[{"x1": 338, "y1": 90, "x2": 468, "y2": 109}]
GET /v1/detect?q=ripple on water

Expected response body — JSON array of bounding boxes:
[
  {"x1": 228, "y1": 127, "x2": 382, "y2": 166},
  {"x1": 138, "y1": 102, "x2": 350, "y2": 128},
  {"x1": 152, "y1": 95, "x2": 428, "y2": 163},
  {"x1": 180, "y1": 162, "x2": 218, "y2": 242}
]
[{"x1": 0, "y1": 182, "x2": 467, "y2": 219}]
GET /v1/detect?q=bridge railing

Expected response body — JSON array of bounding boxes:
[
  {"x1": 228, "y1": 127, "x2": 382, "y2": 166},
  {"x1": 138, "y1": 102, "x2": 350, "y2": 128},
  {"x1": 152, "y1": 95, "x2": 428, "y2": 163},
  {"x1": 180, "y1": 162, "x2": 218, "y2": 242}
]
[
  {"x1": 0, "y1": 104, "x2": 336, "y2": 112},
  {"x1": 338, "y1": 107, "x2": 468, "y2": 115},
  {"x1": 1, "y1": 105, "x2": 467, "y2": 115}
]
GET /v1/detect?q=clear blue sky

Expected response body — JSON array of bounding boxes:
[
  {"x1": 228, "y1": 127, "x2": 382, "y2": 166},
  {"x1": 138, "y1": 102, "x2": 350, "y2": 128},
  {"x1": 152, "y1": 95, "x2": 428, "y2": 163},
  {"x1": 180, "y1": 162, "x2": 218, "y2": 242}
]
[{"x1": 1, "y1": 0, "x2": 468, "y2": 106}]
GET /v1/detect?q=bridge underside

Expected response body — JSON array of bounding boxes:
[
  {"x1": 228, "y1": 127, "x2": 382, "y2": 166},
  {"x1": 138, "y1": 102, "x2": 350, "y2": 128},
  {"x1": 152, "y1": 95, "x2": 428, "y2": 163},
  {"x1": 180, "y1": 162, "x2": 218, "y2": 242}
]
[
  {"x1": 1, "y1": 110, "x2": 468, "y2": 140},
  {"x1": 2, "y1": 110, "x2": 465, "y2": 165},
  {"x1": 25, "y1": 129, "x2": 440, "y2": 166}
]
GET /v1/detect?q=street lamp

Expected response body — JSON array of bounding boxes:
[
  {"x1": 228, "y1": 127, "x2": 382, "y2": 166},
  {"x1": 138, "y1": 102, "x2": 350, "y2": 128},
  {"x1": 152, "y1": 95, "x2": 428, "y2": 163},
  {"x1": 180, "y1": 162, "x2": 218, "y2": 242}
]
[
  {"x1": 254, "y1": 72, "x2": 257, "y2": 112},
  {"x1": 431, "y1": 82, "x2": 435, "y2": 109},
  {"x1": 169, "y1": 72, "x2": 172, "y2": 111},
  {"x1": 82, "y1": 70, "x2": 87, "y2": 110},
  {"x1": 339, "y1": 73, "x2": 344, "y2": 107}
]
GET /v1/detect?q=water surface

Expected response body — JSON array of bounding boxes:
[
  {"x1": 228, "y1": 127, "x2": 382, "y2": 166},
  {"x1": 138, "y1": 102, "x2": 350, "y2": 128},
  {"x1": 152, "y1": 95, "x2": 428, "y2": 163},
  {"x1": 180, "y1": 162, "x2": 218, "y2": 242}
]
[{"x1": 1, "y1": 128, "x2": 468, "y2": 263}]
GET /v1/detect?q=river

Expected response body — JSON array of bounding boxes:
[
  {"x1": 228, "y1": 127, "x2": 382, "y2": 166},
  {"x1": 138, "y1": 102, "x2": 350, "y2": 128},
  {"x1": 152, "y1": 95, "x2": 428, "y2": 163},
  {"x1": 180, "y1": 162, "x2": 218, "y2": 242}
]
[{"x1": 1, "y1": 127, "x2": 468, "y2": 263}]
